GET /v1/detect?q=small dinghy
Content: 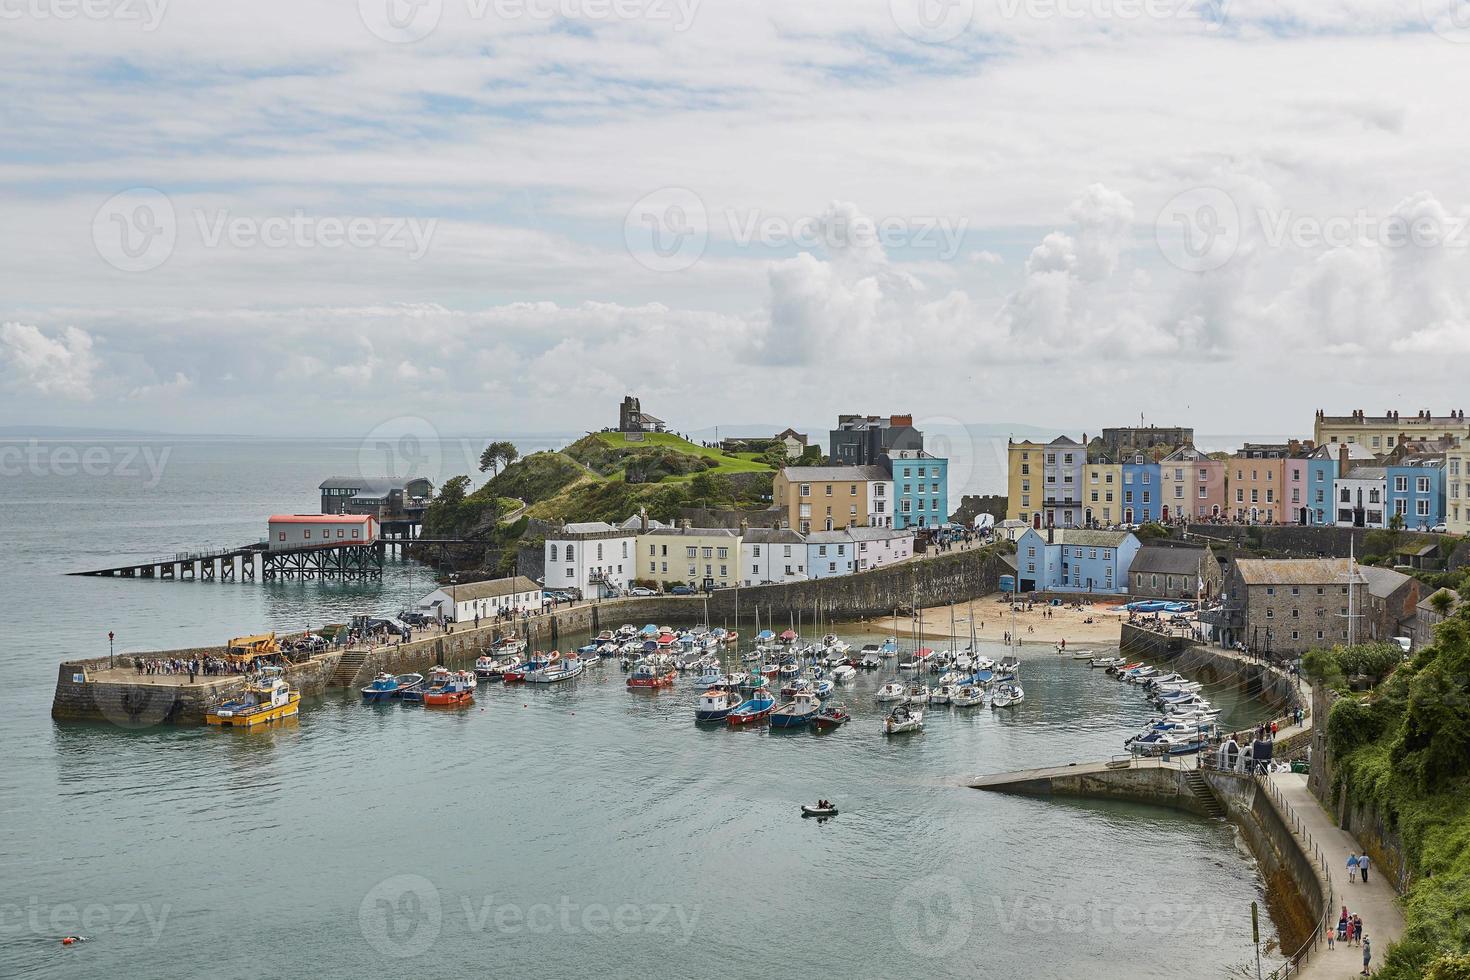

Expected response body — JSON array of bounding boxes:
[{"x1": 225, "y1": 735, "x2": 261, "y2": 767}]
[{"x1": 801, "y1": 803, "x2": 838, "y2": 817}]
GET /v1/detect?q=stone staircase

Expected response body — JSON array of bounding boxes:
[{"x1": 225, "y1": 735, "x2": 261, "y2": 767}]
[
  {"x1": 331, "y1": 650, "x2": 370, "y2": 689},
  {"x1": 1183, "y1": 769, "x2": 1227, "y2": 819}
]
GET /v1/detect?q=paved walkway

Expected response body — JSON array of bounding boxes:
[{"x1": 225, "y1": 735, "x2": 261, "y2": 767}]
[{"x1": 1269, "y1": 771, "x2": 1404, "y2": 978}]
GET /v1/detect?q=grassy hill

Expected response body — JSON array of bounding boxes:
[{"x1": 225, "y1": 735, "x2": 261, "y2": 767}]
[{"x1": 424, "y1": 433, "x2": 778, "y2": 535}]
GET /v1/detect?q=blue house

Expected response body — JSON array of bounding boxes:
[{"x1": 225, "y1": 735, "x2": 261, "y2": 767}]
[
  {"x1": 1015, "y1": 528, "x2": 1142, "y2": 595},
  {"x1": 885, "y1": 450, "x2": 949, "y2": 529},
  {"x1": 805, "y1": 531, "x2": 856, "y2": 579},
  {"x1": 1121, "y1": 452, "x2": 1161, "y2": 524},
  {"x1": 1304, "y1": 445, "x2": 1338, "y2": 526},
  {"x1": 1387, "y1": 456, "x2": 1446, "y2": 530}
]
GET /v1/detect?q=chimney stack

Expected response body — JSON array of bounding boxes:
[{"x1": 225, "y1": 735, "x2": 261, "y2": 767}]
[
  {"x1": 739, "y1": 518, "x2": 749, "y2": 535},
  {"x1": 1338, "y1": 443, "x2": 1350, "y2": 477}
]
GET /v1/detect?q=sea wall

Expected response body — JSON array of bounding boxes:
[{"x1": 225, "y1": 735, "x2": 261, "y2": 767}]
[
  {"x1": 975, "y1": 761, "x2": 1220, "y2": 818},
  {"x1": 1120, "y1": 625, "x2": 1308, "y2": 744}
]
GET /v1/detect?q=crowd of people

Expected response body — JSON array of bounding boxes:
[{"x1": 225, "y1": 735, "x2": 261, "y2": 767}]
[
  {"x1": 1329, "y1": 902, "x2": 1372, "y2": 975},
  {"x1": 135, "y1": 655, "x2": 259, "y2": 679}
]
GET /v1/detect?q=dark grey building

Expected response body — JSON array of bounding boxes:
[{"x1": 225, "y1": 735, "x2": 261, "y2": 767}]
[
  {"x1": 319, "y1": 477, "x2": 433, "y2": 519},
  {"x1": 1097, "y1": 425, "x2": 1193, "y2": 460},
  {"x1": 829, "y1": 414, "x2": 924, "y2": 465}
]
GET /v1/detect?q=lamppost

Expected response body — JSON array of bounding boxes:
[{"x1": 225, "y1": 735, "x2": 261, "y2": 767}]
[
  {"x1": 449, "y1": 573, "x2": 459, "y2": 631},
  {"x1": 108, "y1": 630, "x2": 114, "y2": 670}
]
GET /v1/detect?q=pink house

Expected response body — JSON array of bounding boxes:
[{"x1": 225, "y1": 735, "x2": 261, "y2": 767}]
[
  {"x1": 1284, "y1": 454, "x2": 1312, "y2": 526},
  {"x1": 1162, "y1": 445, "x2": 1226, "y2": 520}
]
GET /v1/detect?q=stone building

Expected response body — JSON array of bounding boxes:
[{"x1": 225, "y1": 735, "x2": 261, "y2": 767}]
[
  {"x1": 1129, "y1": 543, "x2": 1222, "y2": 600},
  {"x1": 1096, "y1": 425, "x2": 1194, "y2": 460},
  {"x1": 618, "y1": 395, "x2": 665, "y2": 433},
  {"x1": 1215, "y1": 558, "x2": 1368, "y2": 656}
]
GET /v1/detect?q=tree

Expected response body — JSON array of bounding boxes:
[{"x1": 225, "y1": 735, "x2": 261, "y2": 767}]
[
  {"x1": 478, "y1": 440, "x2": 520, "y2": 476},
  {"x1": 1431, "y1": 589, "x2": 1457, "y2": 616}
]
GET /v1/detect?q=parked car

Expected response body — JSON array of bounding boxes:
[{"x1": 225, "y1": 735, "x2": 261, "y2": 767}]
[
  {"x1": 1431, "y1": 522, "x2": 1449, "y2": 533},
  {"x1": 628, "y1": 586, "x2": 656, "y2": 597},
  {"x1": 397, "y1": 611, "x2": 431, "y2": 626},
  {"x1": 669, "y1": 585, "x2": 696, "y2": 596}
]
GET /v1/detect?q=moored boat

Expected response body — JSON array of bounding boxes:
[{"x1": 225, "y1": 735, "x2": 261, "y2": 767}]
[
  {"x1": 525, "y1": 656, "x2": 584, "y2": 684},
  {"x1": 991, "y1": 683, "x2": 1024, "y2": 708},
  {"x1": 424, "y1": 670, "x2": 476, "y2": 706},
  {"x1": 362, "y1": 672, "x2": 423, "y2": 701},
  {"x1": 951, "y1": 684, "x2": 985, "y2": 707},
  {"x1": 811, "y1": 703, "x2": 850, "y2": 730},
  {"x1": 770, "y1": 691, "x2": 821, "y2": 728},
  {"x1": 207, "y1": 669, "x2": 300, "y2": 727},
  {"x1": 695, "y1": 687, "x2": 744, "y2": 722},
  {"x1": 882, "y1": 703, "x2": 923, "y2": 735},
  {"x1": 875, "y1": 682, "x2": 907, "y2": 703},
  {"x1": 727, "y1": 691, "x2": 775, "y2": 725},
  {"x1": 626, "y1": 663, "x2": 676, "y2": 689}
]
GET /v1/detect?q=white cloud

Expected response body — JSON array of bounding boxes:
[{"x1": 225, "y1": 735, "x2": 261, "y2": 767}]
[{"x1": 0, "y1": 323, "x2": 100, "y2": 400}]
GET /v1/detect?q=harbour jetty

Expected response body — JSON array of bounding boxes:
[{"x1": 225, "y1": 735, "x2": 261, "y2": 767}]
[{"x1": 53, "y1": 543, "x2": 1008, "y2": 725}]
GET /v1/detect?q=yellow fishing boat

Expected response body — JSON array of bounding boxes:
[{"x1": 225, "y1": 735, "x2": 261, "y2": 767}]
[{"x1": 206, "y1": 668, "x2": 300, "y2": 727}]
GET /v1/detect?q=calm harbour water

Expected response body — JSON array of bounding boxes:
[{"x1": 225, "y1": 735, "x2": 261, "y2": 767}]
[{"x1": 1, "y1": 437, "x2": 1283, "y2": 978}]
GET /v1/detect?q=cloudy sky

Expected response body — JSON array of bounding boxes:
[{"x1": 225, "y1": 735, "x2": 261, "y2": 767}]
[{"x1": 4, "y1": 0, "x2": 1470, "y2": 443}]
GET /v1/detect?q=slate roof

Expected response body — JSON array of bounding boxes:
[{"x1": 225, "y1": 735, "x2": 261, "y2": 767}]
[
  {"x1": 1131, "y1": 545, "x2": 1212, "y2": 577},
  {"x1": 778, "y1": 465, "x2": 890, "y2": 482},
  {"x1": 1235, "y1": 558, "x2": 1352, "y2": 586},
  {"x1": 440, "y1": 575, "x2": 541, "y2": 601}
]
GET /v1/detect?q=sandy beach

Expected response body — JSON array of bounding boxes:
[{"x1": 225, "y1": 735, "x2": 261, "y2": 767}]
[{"x1": 840, "y1": 592, "x2": 1128, "y2": 649}]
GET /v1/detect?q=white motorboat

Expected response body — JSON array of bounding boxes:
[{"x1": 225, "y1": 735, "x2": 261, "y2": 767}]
[
  {"x1": 831, "y1": 664, "x2": 857, "y2": 684},
  {"x1": 875, "y1": 682, "x2": 907, "y2": 703},
  {"x1": 1070, "y1": 649, "x2": 1096, "y2": 660},
  {"x1": 937, "y1": 670, "x2": 965, "y2": 686},
  {"x1": 883, "y1": 704, "x2": 924, "y2": 735},
  {"x1": 951, "y1": 684, "x2": 985, "y2": 707},
  {"x1": 1090, "y1": 656, "x2": 1124, "y2": 669},
  {"x1": 991, "y1": 684, "x2": 1024, "y2": 708}
]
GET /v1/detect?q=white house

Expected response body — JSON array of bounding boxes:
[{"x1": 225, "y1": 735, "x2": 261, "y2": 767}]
[
  {"x1": 868, "y1": 479, "x2": 894, "y2": 528},
  {"x1": 1334, "y1": 466, "x2": 1388, "y2": 528},
  {"x1": 418, "y1": 575, "x2": 541, "y2": 623},
  {"x1": 543, "y1": 521, "x2": 637, "y2": 598},
  {"x1": 741, "y1": 527, "x2": 807, "y2": 585},
  {"x1": 267, "y1": 513, "x2": 377, "y2": 551},
  {"x1": 847, "y1": 526, "x2": 914, "y2": 571}
]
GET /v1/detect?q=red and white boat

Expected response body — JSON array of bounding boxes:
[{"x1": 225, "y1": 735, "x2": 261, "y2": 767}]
[
  {"x1": 626, "y1": 662, "x2": 676, "y2": 688},
  {"x1": 424, "y1": 670, "x2": 476, "y2": 706}
]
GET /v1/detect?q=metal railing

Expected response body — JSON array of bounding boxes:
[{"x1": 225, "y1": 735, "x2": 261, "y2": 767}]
[{"x1": 1256, "y1": 771, "x2": 1336, "y2": 979}]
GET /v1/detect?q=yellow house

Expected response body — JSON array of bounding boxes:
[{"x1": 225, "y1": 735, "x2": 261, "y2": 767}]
[
  {"x1": 636, "y1": 524, "x2": 742, "y2": 591},
  {"x1": 771, "y1": 465, "x2": 892, "y2": 534},
  {"x1": 1006, "y1": 439, "x2": 1044, "y2": 525},
  {"x1": 1447, "y1": 443, "x2": 1470, "y2": 535},
  {"x1": 1082, "y1": 460, "x2": 1122, "y2": 526}
]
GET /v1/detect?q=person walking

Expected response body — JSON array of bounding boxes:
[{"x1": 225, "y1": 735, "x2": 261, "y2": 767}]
[
  {"x1": 1361, "y1": 935, "x2": 1371, "y2": 975},
  {"x1": 1348, "y1": 853, "x2": 1359, "y2": 883},
  {"x1": 1359, "y1": 852, "x2": 1370, "y2": 884}
]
